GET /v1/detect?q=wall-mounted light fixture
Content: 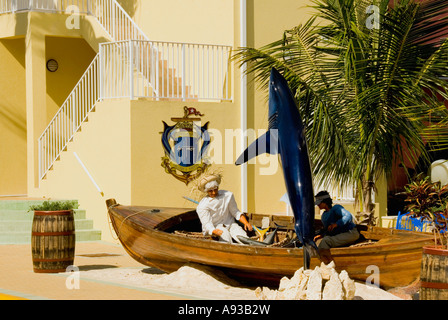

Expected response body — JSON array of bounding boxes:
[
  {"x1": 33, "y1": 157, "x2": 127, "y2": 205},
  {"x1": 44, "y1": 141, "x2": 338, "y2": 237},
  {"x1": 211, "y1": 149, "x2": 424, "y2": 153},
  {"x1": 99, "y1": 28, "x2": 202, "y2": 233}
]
[{"x1": 46, "y1": 59, "x2": 58, "y2": 72}]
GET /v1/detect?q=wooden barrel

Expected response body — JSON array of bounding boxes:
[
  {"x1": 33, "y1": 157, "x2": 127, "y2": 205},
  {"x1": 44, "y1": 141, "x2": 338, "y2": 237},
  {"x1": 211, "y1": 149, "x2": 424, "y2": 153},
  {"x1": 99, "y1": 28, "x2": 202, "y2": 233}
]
[
  {"x1": 420, "y1": 246, "x2": 448, "y2": 300},
  {"x1": 31, "y1": 210, "x2": 76, "y2": 273}
]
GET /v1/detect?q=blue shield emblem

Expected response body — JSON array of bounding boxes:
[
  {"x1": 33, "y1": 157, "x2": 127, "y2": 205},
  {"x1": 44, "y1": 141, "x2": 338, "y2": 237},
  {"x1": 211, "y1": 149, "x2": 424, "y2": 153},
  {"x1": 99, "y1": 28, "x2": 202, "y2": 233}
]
[
  {"x1": 174, "y1": 135, "x2": 199, "y2": 167},
  {"x1": 161, "y1": 107, "x2": 210, "y2": 184}
]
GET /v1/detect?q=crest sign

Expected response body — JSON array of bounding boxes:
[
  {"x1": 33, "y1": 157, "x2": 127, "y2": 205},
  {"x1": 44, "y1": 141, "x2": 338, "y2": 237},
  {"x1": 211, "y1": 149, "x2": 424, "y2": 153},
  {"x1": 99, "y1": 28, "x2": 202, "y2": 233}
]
[{"x1": 161, "y1": 107, "x2": 210, "y2": 185}]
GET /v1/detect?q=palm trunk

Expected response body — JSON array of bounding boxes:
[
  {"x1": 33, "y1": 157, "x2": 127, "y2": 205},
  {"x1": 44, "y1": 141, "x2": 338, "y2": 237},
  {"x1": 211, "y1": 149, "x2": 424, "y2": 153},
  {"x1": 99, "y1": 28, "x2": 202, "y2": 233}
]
[
  {"x1": 356, "y1": 176, "x2": 376, "y2": 226},
  {"x1": 362, "y1": 180, "x2": 375, "y2": 219}
]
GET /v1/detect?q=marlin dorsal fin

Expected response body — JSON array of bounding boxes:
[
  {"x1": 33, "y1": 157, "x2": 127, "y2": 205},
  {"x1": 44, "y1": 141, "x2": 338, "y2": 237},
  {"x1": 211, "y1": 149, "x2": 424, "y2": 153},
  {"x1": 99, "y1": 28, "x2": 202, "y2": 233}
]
[{"x1": 235, "y1": 130, "x2": 279, "y2": 165}]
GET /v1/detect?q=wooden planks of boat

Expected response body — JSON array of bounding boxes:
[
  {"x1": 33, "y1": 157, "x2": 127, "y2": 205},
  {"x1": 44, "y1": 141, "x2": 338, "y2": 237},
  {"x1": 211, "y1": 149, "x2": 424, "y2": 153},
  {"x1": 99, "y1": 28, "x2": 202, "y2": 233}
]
[{"x1": 105, "y1": 199, "x2": 434, "y2": 289}]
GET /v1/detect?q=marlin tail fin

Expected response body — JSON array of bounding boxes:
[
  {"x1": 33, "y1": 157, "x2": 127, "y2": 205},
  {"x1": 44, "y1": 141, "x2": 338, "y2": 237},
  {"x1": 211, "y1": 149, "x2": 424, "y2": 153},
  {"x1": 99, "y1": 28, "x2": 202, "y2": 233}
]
[{"x1": 302, "y1": 240, "x2": 319, "y2": 269}]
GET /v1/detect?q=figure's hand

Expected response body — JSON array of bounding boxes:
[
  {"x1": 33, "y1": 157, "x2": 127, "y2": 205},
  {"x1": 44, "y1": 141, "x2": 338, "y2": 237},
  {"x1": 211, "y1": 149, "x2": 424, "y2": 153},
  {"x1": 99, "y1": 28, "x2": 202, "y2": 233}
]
[
  {"x1": 314, "y1": 234, "x2": 323, "y2": 242},
  {"x1": 327, "y1": 223, "x2": 338, "y2": 232},
  {"x1": 238, "y1": 215, "x2": 253, "y2": 232},
  {"x1": 212, "y1": 229, "x2": 223, "y2": 237}
]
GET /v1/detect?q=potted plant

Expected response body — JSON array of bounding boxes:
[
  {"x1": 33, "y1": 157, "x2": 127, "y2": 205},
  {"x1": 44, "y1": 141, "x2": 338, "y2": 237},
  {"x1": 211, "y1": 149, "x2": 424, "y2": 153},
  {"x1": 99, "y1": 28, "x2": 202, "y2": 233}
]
[
  {"x1": 29, "y1": 200, "x2": 78, "y2": 273},
  {"x1": 402, "y1": 175, "x2": 448, "y2": 300},
  {"x1": 402, "y1": 174, "x2": 448, "y2": 235},
  {"x1": 29, "y1": 200, "x2": 78, "y2": 212}
]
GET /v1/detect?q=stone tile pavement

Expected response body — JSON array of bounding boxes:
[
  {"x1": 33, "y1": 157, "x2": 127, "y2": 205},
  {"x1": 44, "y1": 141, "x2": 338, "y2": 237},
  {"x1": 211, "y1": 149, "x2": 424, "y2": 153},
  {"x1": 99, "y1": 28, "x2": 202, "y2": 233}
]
[{"x1": 0, "y1": 241, "x2": 194, "y2": 300}]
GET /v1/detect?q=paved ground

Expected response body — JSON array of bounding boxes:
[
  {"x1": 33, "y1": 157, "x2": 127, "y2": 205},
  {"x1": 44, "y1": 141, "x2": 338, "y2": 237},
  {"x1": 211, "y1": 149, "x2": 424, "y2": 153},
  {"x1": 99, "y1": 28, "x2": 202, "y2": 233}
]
[
  {"x1": 0, "y1": 240, "x2": 409, "y2": 302},
  {"x1": 0, "y1": 241, "x2": 196, "y2": 300}
]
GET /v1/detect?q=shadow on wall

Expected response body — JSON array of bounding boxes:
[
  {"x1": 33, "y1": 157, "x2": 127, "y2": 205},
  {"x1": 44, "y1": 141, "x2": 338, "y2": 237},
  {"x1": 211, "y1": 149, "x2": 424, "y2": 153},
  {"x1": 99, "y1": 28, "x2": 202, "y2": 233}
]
[
  {"x1": 116, "y1": 0, "x2": 139, "y2": 18},
  {"x1": 0, "y1": 39, "x2": 26, "y2": 138}
]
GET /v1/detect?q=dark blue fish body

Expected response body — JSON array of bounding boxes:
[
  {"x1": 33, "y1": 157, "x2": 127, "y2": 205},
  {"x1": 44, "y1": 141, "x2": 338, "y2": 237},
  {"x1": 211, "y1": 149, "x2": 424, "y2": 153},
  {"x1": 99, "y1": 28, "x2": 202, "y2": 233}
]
[{"x1": 236, "y1": 68, "x2": 318, "y2": 268}]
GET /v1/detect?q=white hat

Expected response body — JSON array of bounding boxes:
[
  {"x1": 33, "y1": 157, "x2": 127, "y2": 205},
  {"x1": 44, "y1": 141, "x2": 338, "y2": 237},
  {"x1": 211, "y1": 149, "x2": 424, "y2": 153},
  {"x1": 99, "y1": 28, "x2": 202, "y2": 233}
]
[
  {"x1": 204, "y1": 180, "x2": 219, "y2": 192},
  {"x1": 314, "y1": 193, "x2": 331, "y2": 206},
  {"x1": 198, "y1": 174, "x2": 221, "y2": 192}
]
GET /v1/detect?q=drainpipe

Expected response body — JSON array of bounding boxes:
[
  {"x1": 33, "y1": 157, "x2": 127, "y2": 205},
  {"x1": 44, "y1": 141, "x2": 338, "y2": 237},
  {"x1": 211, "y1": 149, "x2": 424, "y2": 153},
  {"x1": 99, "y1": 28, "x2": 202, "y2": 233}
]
[{"x1": 240, "y1": 0, "x2": 248, "y2": 212}]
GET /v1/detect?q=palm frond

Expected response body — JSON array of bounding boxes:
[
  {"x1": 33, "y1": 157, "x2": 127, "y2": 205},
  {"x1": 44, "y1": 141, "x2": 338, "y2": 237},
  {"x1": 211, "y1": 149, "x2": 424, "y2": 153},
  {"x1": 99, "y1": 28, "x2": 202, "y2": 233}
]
[{"x1": 233, "y1": 0, "x2": 448, "y2": 212}]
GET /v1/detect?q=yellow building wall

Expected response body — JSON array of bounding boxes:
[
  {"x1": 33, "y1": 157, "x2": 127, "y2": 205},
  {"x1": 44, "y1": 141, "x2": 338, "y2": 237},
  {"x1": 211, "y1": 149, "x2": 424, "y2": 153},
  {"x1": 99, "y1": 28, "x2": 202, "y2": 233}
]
[
  {"x1": 248, "y1": 0, "x2": 316, "y2": 46},
  {"x1": 131, "y1": 0, "x2": 234, "y2": 45},
  {"x1": 241, "y1": 0, "x2": 387, "y2": 219},
  {"x1": 130, "y1": 100, "x2": 241, "y2": 208},
  {"x1": 245, "y1": 0, "x2": 316, "y2": 214},
  {"x1": 127, "y1": 0, "x2": 349, "y2": 216},
  {"x1": 34, "y1": 99, "x2": 133, "y2": 243},
  {"x1": 0, "y1": 12, "x2": 28, "y2": 39},
  {"x1": 0, "y1": 1, "x2": 390, "y2": 243},
  {"x1": 45, "y1": 36, "x2": 96, "y2": 122},
  {"x1": 0, "y1": 11, "x2": 112, "y2": 191},
  {"x1": 0, "y1": 38, "x2": 27, "y2": 195},
  {"x1": 33, "y1": 97, "x2": 241, "y2": 242}
]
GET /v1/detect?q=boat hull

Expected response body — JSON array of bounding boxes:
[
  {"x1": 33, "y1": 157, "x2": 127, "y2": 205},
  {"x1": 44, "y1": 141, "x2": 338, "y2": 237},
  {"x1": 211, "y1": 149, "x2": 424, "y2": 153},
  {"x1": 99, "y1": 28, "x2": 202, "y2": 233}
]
[{"x1": 106, "y1": 200, "x2": 434, "y2": 289}]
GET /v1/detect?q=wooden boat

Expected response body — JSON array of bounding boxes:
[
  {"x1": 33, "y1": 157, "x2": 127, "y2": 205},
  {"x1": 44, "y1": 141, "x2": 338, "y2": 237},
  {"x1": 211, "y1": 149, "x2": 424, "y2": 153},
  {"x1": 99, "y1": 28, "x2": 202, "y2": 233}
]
[{"x1": 106, "y1": 198, "x2": 434, "y2": 289}]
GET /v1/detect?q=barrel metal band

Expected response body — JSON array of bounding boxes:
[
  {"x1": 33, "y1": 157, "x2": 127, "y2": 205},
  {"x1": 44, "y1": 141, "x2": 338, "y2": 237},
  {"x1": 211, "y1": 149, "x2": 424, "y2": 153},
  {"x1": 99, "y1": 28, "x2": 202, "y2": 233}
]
[
  {"x1": 33, "y1": 257, "x2": 74, "y2": 262},
  {"x1": 32, "y1": 231, "x2": 75, "y2": 236},
  {"x1": 33, "y1": 211, "x2": 73, "y2": 216},
  {"x1": 33, "y1": 268, "x2": 69, "y2": 273},
  {"x1": 421, "y1": 281, "x2": 448, "y2": 290},
  {"x1": 423, "y1": 247, "x2": 448, "y2": 256}
]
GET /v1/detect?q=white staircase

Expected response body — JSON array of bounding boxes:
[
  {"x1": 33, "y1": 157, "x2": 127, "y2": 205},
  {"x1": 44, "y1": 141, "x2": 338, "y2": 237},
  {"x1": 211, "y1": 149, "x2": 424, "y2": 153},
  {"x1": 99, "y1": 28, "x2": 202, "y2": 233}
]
[{"x1": 0, "y1": 0, "x2": 232, "y2": 180}]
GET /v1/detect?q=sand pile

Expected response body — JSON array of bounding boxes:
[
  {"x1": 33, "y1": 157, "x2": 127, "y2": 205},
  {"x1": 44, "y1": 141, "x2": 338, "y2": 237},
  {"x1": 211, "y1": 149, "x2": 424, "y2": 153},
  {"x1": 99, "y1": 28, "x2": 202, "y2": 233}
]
[
  {"x1": 79, "y1": 263, "x2": 401, "y2": 300},
  {"x1": 80, "y1": 263, "x2": 257, "y2": 300},
  {"x1": 255, "y1": 261, "x2": 356, "y2": 300}
]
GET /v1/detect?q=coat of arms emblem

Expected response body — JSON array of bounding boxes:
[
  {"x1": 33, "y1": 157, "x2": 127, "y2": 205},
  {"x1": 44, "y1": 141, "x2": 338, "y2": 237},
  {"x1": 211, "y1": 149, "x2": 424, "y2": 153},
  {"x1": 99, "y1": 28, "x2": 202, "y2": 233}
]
[{"x1": 161, "y1": 106, "x2": 210, "y2": 185}]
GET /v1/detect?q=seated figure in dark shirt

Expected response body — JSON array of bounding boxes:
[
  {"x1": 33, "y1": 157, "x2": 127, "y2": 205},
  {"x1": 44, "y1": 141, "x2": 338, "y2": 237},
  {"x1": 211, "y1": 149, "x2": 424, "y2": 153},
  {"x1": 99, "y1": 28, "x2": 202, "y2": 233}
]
[{"x1": 313, "y1": 191, "x2": 360, "y2": 264}]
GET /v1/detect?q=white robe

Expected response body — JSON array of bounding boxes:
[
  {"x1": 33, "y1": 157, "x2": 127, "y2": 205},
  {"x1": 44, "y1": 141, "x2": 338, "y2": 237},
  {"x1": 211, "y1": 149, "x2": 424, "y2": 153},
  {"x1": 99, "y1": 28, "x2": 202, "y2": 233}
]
[{"x1": 196, "y1": 190, "x2": 247, "y2": 243}]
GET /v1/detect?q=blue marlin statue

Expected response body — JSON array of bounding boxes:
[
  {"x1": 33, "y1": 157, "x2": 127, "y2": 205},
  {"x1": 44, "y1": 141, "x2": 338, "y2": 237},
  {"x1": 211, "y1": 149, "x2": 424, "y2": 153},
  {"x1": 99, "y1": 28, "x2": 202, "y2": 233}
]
[{"x1": 235, "y1": 68, "x2": 318, "y2": 269}]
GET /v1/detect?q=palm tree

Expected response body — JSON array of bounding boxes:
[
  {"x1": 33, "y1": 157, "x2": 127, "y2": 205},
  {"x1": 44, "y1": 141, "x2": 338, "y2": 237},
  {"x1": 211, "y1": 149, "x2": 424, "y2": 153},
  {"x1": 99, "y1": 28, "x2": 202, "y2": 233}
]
[{"x1": 233, "y1": 0, "x2": 448, "y2": 221}]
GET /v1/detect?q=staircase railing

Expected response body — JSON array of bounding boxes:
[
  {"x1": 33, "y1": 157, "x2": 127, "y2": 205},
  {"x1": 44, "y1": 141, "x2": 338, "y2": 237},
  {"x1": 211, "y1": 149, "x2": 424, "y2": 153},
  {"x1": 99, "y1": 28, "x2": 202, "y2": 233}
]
[
  {"x1": 35, "y1": 0, "x2": 150, "y2": 180},
  {"x1": 90, "y1": 0, "x2": 148, "y2": 41},
  {"x1": 38, "y1": 55, "x2": 99, "y2": 180}
]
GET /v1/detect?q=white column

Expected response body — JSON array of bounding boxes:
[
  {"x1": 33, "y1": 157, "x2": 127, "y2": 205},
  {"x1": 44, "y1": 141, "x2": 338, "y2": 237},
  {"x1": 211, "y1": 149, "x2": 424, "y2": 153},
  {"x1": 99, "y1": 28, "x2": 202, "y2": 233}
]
[
  {"x1": 240, "y1": 0, "x2": 248, "y2": 212},
  {"x1": 25, "y1": 15, "x2": 47, "y2": 188}
]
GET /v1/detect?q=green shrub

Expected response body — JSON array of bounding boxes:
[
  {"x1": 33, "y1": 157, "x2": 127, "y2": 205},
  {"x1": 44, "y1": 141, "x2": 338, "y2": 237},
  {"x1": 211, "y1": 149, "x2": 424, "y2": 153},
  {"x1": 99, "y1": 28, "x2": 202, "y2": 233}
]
[
  {"x1": 403, "y1": 174, "x2": 448, "y2": 248},
  {"x1": 28, "y1": 200, "x2": 77, "y2": 212}
]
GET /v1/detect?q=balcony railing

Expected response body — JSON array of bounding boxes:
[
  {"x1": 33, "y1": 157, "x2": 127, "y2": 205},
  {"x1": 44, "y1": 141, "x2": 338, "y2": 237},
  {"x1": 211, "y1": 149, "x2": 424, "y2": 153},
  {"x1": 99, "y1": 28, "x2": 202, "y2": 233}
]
[
  {"x1": 0, "y1": 0, "x2": 148, "y2": 42},
  {"x1": 0, "y1": 0, "x2": 90, "y2": 14},
  {"x1": 100, "y1": 40, "x2": 232, "y2": 101},
  {"x1": 38, "y1": 40, "x2": 232, "y2": 180},
  {"x1": 314, "y1": 181, "x2": 357, "y2": 203}
]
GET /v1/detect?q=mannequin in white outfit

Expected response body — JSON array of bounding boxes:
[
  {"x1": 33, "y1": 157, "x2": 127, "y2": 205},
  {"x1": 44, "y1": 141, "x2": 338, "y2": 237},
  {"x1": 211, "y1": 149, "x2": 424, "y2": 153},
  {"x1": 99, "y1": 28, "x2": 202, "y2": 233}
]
[{"x1": 196, "y1": 174, "x2": 252, "y2": 243}]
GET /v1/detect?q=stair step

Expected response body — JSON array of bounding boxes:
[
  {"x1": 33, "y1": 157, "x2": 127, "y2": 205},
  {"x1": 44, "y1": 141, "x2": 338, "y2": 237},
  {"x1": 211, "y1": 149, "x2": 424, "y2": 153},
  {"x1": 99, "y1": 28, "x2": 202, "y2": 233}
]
[
  {"x1": 0, "y1": 219, "x2": 93, "y2": 232},
  {"x1": 0, "y1": 199, "x2": 100, "y2": 244},
  {"x1": 0, "y1": 229, "x2": 102, "y2": 244},
  {"x1": 0, "y1": 209, "x2": 87, "y2": 220},
  {"x1": 0, "y1": 199, "x2": 79, "y2": 211}
]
